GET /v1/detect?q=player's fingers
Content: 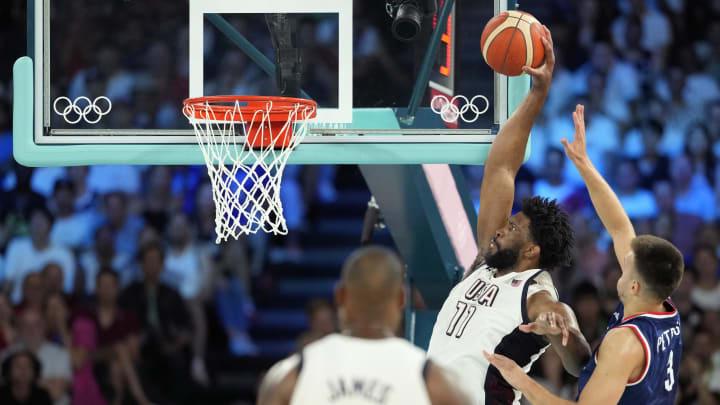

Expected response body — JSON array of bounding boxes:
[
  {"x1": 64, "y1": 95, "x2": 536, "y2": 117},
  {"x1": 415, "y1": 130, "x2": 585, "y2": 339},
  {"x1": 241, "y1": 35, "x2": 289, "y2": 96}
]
[
  {"x1": 548, "y1": 313, "x2": 557, "y2": 329},
  {"x1": 542, "y1": 37, "x2": 555, "y2": 67},
  {"x1": 560, "y1": 138, "x2": 570, "y2": 152},
  {"x1": 556, "y1": 317, "x2": 569, "y2": 346},
  {"x1": 522, "y1": 65, "x2": 539, "y2": 76},
  {"x1": 519, "y1": 323, "x2": 536, "y2": 333}
]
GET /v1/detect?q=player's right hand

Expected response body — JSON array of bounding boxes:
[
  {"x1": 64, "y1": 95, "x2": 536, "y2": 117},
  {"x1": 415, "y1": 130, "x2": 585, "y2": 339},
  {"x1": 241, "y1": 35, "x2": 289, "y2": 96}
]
[
  {"x1": 522, "y1": 25, "x2": 554, "y2": 94},
  {"x1": 561, "y1": 104, "x2": 588, "y2": 164},
  {"x1": 519, "y1": 311, "x2": 571, "y2": 346}
]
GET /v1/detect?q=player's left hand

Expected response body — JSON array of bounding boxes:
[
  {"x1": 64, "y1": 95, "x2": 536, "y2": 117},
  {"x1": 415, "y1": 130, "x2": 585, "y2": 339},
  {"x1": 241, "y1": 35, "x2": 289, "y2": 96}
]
[
  {"x1": 520, "y1": 311, "x2": 570, "y2": 346},
  {"x1": 483, "y1": 351, "x2": 525, "y2": 389}
]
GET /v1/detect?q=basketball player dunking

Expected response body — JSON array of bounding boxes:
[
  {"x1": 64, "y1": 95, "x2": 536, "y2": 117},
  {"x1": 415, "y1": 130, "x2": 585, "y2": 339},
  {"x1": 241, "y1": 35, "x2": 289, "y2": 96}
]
[
  {"x1": 426, "y1": 26, "x2": 591, "y2": 405},
  {"x1": 485, "y1": 105, "x2": 684, "y2": 405},
  {"x1": 258, "y1": 246, "x2": 470, "y2": 405}
]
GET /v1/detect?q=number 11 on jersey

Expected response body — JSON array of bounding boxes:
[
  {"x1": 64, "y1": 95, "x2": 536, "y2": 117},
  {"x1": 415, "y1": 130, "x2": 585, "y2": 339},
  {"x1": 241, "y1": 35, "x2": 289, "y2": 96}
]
[{"x1": 446, "y1": 301, "x2": 477, "y2": 338}]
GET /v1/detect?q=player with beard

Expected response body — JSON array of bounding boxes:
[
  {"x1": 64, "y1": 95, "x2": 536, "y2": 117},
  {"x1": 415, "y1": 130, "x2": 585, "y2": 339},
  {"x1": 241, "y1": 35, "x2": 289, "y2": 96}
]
[{"x1": 426, "y1": 26, "x2": 591, "y2": 405}]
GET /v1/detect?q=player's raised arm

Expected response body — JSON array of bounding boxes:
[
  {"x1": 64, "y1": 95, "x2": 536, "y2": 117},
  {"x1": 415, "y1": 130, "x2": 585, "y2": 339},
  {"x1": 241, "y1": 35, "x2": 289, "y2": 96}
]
[
  {"x1": 561, "y1": 105, "x2": 636, "y2": 270},
  {"x1": 476, "y1": 26, "x2": 554, "y2": 257}
]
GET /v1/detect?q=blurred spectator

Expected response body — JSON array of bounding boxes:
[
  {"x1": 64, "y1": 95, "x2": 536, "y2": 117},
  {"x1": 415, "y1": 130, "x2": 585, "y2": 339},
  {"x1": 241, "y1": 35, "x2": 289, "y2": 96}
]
[
  {"x1": 671, "y1": 268, "x2": 703, "y2": 341},
  {"x1": 691, "y1": 244, "x2": 720, "y2": 311},
  {"x1": 685, "y1": 123, "x2": 716, "y2": 184},
  {"x1": 119, "y1": 242, "x2": 196, "y2": 403},
  {"x1": 631, "y1": 120, "x2": 671, "y2": 188},
  {"x1": 16, "y1": 274, "x2": 44, "y2": 315},
  {"x1": 0, "y1": 164, "x2": 44, "y2": 250},
  {"x1": 533, "y1": 148, "x2": 577, "y2": 205},
  {"x1": 81, "y1": 269, "x2": 152, "y2": 405},
  {"x1": 65, "y1": 167, "x2": 94, "y2": 212},
  {"x1": 3, "y1": 206, "x2": 76, "y2": 304},
  {"x1": 296, "y1": 298, "x2": 337, "y2": 349},
  {"x1": 0, "y1": 351, "x2": 53, "y2": 405},
  {"x1": 44, "y1": 293, "x2": 71, "y2": 351},
  {"x1": 70, "y1": 317, "x2": 107, "y2": 405},
  {"x1": 611, "y1": 0, "x2": 672, "y2": 57},
  {"x1": 652, "y1": 180, "x2": 703, "y2": 254},
  {"x1": 79, "y1": 225, "x2": 132, "y2": 295},
  {"x1": 101, "y1": 192, "x2": 144, "y2": 260},
  {"x1": 670, "y1": 154, "x2": 716, "y2": 222},
  {"x1": 163, "y1": 213, "x2": 211, "y2": 385},
  {"x1": 570, "y1": 282, "x2": 605, "y2": 348},
  {"x1": 213, "y1": 239, "x2": 257, "y2": 356},
  {"x1": 49, "y1": 180, "x2": 97, "y2": 251},
  {"x1": 142, "y1": 166, "x2": 180, "y2": 233},
  {"x1": 41, "y1": 264, "x2": 66, "y2": 299},
  {"x1": 0, "y1": 293, "x2": 14, "y2": 352},
  {"x1": 614, "y1": 159, "x2": 658, "y2": 220},
  {"x1": 573, "y1": 42, "x2": 640, "y2": 124},
  {"x1": 1, "y1": 310, "x2": 71, "y2": 405},
  {"x1": 600, "y1": 261, "x2": 622, "y2": 316}
]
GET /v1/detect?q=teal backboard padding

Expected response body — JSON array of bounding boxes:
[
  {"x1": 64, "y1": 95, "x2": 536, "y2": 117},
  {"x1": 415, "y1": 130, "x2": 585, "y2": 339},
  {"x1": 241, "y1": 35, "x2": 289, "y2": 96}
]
[{"x1": 13, "y1": 56, "x2": 531, "y2": 166}]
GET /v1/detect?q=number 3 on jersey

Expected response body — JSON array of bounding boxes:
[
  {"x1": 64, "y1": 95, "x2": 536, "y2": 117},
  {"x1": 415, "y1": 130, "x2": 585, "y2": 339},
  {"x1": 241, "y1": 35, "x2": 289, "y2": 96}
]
[
  {"x1": 664, "y1": 350, "x2": 674, "y2": 391},
  {"x1": 446, "y1": 301, "x2": 477, "y2": 338}
]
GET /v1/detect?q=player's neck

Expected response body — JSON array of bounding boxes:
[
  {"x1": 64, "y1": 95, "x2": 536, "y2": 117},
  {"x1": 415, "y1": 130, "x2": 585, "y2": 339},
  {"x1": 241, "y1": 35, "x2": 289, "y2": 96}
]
[
  {"x1": 341, "y1": 323, "x2": 395, "y2": 340},
  {"x1": 623, "y1": 298, "x2": 669, "y2": 318},
  {"x1": 493, "y1": 260, "x2": 537, "y2": 277}
]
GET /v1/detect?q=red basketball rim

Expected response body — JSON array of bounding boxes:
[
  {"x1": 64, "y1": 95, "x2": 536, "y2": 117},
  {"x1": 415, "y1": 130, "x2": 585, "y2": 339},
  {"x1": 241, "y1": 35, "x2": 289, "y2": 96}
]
[{"x1": 183, "y1": 95, "x2": 317, "y2": 122}]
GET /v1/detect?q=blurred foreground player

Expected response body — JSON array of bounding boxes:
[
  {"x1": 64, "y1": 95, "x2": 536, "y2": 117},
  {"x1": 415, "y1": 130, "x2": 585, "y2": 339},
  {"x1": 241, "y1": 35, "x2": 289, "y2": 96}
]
[
  {"x1": 257, "y1": 246, "x2": 468, "y2": 405},
  {"x1": 486, "y1": 105, "x2": 684, "y2": 405},
  {"x1": 427, "y1": 26, "x2": 591, "y2": 405}
]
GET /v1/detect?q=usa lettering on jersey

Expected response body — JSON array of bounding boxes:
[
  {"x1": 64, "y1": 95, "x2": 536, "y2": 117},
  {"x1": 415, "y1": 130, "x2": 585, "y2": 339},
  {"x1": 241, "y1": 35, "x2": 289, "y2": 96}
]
[
  {"x1": 463, "y1": 279, "x2": 499, "y2": 306},
  {"x1": 327, "y1": 377, "x2": 392, "y2": 404}
]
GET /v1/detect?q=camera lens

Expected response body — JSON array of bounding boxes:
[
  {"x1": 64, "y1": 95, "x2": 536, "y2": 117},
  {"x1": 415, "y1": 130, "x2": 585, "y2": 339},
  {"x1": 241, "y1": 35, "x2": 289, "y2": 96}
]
[{"x1": 392, "y1": 2, "x2": 423, "y2": 42}]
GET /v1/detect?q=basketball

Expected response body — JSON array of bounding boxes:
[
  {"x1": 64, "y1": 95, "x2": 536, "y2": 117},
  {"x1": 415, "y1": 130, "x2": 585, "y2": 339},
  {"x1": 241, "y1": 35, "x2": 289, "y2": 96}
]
[{"x1": 480, "y1": 10, "x2": 547, "y2": 76}]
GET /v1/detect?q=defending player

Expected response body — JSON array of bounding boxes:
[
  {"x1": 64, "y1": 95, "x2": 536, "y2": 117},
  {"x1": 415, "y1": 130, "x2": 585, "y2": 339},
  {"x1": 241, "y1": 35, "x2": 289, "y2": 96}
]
[
  {"x1": 257, "y1": 246, "x2": 469, "y2": 405},
  {"x1": 426, "y1": 26, "x2": 592, "y2": 405},
  {"x1": 484, "y1": 105, "x2": 684, "y2": 405}
]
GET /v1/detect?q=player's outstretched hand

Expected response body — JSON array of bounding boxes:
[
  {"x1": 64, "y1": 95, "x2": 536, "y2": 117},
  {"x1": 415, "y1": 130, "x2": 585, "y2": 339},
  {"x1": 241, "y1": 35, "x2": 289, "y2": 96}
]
[
  {"x1": 519, "y1": 311, "x2": 570, "y2": 346},
  {"x1": 483, "y1": 351, "x2": 525, "y2": 389},
  {"x1": 561, "y1": 104, "x2": 588, "y2": 164},
  {"x1": 522, "y1": 25, "x2": 554, "y2": 94}
]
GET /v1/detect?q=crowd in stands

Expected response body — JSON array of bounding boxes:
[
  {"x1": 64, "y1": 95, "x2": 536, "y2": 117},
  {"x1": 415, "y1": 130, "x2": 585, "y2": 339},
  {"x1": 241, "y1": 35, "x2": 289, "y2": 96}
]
[{"x1": 0, "y1": 0, "x2": 718, "y2": 404}]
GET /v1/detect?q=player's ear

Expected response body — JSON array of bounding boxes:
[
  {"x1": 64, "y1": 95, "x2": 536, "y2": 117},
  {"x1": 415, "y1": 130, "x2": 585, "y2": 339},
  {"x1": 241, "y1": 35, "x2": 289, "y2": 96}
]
[
  {"x1": 397, "y1": 286, "x2": 406, "y2": 310},
  {"x1": 525, "y1": 244, "x2": 540, "y2": 261},
  {"x1": 334, "y1": 283, "x2": 346, "y2": 308},
  {"x1": 630, "y1": 279, "x2": 641, "y2": 296}
]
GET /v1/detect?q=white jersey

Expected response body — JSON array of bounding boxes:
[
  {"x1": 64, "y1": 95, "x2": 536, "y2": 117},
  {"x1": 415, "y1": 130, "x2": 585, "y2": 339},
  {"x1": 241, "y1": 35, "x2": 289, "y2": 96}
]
[
  {"x1": 427, "y1": 264, "x2": 557, "y2": 405},
  {"x1": 291, "y1": 334, "x2": 432, "y2": 405}
]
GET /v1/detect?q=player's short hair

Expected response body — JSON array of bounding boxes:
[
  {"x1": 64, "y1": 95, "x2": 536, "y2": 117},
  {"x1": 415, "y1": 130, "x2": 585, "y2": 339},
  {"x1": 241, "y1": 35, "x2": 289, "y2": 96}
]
[
  {"x1": 631, "y1": 235, "x2": 684, "y2": 300},
  {"x1": 521, "y1": 196, "x2": 573, "y2": 270}
]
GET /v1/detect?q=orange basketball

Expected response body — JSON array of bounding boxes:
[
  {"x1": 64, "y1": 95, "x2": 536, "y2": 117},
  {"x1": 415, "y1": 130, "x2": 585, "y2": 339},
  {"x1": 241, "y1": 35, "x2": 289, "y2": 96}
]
[{"x1": 480, "y1": 11, "x2": 547, "y2": 76}]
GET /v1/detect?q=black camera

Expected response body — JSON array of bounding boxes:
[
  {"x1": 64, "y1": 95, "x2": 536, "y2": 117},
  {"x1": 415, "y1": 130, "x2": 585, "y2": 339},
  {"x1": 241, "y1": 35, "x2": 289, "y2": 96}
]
[{"x1": 385, "y1": 0, "x2": 438, "y2": 42}]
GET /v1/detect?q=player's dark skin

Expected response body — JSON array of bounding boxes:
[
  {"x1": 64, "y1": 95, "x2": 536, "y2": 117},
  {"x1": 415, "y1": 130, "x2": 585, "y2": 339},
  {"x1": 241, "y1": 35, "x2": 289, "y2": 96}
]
[
  {"x1": 469, "y1": 25, "x2": 591, "y2": 376},
  {"x1": 257, "y1": 248, "x2": 470, "y2": 405}
]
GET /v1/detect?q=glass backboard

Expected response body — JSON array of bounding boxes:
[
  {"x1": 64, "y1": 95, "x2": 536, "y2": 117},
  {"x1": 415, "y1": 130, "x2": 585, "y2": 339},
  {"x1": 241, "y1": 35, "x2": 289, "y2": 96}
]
[{"x1": 13, "y1": 0, "x2": 530, "y2": 166}]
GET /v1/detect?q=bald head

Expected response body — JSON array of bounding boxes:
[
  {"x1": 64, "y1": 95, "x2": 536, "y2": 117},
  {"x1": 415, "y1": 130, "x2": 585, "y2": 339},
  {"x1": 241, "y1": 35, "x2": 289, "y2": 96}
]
[{"x1": 337, "y1": 246, "x2": 405, "y2": 328}]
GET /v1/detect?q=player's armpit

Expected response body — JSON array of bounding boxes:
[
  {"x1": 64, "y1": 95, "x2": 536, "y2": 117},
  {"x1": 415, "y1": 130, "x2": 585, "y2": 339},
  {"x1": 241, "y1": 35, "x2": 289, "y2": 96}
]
[
  {"x1": 575, "y1": 327, "x2": 646, "y2": 405},
  {"x1": 424, "y1": 361, "x2": 471, "y2": 405},
  {"x1": 525, "y1": 291, "x2": 591, "y2": 376},
  {"x1": 257, "y1": 354, "x2": 300, "y2": 405}
]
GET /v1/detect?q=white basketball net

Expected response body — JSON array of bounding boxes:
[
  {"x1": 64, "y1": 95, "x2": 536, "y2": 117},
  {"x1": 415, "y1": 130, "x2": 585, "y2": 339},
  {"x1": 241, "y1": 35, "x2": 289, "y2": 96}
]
[{"x1": 183, "y1": 99, "x2": 315, "y2": 243}]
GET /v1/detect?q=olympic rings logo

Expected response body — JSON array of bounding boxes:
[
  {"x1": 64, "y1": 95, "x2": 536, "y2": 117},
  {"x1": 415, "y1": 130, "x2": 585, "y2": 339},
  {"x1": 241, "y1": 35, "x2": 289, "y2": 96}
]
[
  {"x1": 53, "y1": 96, "x2": 112, "y2": 124},
  {"x1": 431, "y1": 94, "x2": 489, "y2": 124}
]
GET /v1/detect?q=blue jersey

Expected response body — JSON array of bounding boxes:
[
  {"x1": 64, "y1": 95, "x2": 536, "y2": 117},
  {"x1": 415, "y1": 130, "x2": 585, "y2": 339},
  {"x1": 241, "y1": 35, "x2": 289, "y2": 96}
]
[{"x1": 577, "y1": 300, "x2": 682, "y2": 405}]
